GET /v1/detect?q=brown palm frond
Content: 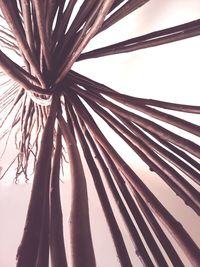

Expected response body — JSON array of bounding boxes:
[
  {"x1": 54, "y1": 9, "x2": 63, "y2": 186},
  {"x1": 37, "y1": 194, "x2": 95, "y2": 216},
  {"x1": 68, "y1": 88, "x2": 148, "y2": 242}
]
[{"x1": 0, "y1": 1, "x2": 200, "y2": 267}]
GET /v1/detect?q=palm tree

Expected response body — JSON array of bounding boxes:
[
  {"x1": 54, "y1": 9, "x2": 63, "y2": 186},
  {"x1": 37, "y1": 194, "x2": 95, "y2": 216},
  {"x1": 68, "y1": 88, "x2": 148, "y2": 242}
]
[{"x1": 0, "y1": 1, "x2": 200, "y2": 266}]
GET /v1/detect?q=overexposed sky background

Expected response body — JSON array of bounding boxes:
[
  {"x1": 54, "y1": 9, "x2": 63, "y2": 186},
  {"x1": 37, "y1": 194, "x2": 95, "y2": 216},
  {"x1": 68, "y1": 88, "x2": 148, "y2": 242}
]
[{"x1": 0, "y1": 1, "x2": 200, "y2": 266}]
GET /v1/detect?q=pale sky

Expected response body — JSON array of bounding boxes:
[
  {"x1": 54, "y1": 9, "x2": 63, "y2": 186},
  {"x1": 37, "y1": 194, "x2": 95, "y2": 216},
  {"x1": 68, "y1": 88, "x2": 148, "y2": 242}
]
[{"x1": 0, "y1": 1, "x2": 200, "y2": 266}]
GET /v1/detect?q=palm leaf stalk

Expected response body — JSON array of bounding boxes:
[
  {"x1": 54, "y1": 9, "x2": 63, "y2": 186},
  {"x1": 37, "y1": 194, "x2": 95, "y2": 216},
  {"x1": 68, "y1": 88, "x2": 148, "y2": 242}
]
[
  {"x1": 0, "y1": 1, "x2": 46, "y2": 87},
  {"x1": 16, "y1": 94, "x2": 58, "y2": 267},
  {"x1": 78, "y1": 95, "x2": 200, "y2": 214},
  {"x1": 70, "y1": 78, "x2": 200, "y2": 178},
  {"x1": 0, "y1": 1, "x2": 200, "y2": 266},
  {"x1": 100, "y1": 147, "x2": 185, "y2": 267},
  {"x1": 69, "y1": 69, "x2": 200, "y2": 113},
  {"x1": 71, "y1": 84, "x2": 200, "y2": 159},
  {"x1": 79, "y1": 18, "x2": 200, "y2": 60},
  {"x1": 69, "y1": 91, "x2": 200, "y2": 266},
  {"x1": 72, "y1": 114, "x2": 161, "y2": 267},
  {"x1": 58, "y1": 112, "x2": 96, "y2": 267},
  {"x1": 67, "y1": 102, "x2": 133, "y2": 267},
  {"x1": 50, "y1": 126, "x2": 68, "y2": 267}
]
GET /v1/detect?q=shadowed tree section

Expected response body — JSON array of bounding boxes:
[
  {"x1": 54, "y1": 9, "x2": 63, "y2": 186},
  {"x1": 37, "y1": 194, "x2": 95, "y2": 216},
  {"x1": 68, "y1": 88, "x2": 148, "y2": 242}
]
[{"x1": 0, "y1": 1, "x2": 200, "y2": 267}]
